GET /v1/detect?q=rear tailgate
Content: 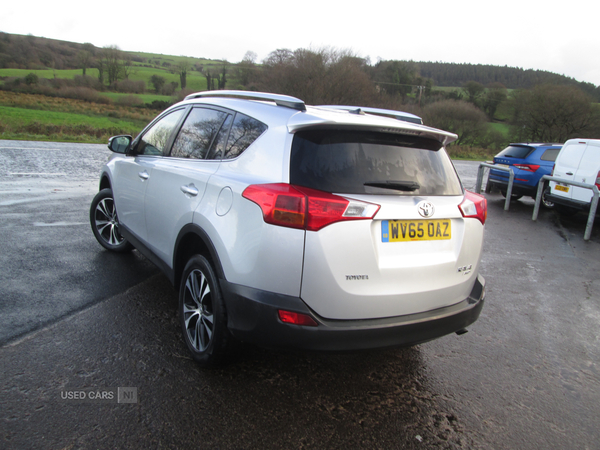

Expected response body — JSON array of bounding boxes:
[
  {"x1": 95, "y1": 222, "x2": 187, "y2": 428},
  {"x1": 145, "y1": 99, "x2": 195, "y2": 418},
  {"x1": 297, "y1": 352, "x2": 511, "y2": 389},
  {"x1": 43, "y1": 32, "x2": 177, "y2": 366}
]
[
  {"x1": 300, "y1": 195, "x2": 484, "y2": 320},
  {"x1": 550, "y1": 141, "x2": 587, "y2": 200},
  {"x1": 490, "y1": 145, "x2": 533, "y2": 184}
]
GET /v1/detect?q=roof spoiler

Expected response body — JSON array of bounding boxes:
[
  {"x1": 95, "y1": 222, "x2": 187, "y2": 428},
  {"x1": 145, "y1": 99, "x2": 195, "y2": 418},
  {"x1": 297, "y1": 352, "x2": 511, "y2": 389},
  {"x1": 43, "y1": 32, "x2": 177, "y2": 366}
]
[{"x1": 317, "y1": 105, "x2": 423, "y2": 125}]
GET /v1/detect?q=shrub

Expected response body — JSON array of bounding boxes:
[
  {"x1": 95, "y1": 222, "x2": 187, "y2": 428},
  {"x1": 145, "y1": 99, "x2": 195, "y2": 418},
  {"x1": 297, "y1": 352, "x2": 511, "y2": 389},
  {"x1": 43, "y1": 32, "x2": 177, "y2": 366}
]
[
  {"x1": 24, "y1": 73, "x2": 38, "y2": 85},
  {"x1": 73, "y1": 75, "x2": 104, "y2": 90},
  {"x1": 422, "y1": 100, "x2": 488, "y2": 147},
  {"x1": 112, "y1": 79, "x2": 145, "y2": 94},
  {"x1": 172, "y1": 89, "x2": 195, "y2": 103},
  {"x1": 116, "y1": 95, "x2": 143, "y2": 107},
  {"x1": 150, "y1": 74, "x2": 166, "y2": 94},
  {"x1": 161, "y1": 81, "x2": 178, "y2": 96},
  {"x1": 146, "y1": 99, "x2": 172, "y2": 110},
  {"x1": 56, "y1": 86, "x2": 111, "y2": 104}
]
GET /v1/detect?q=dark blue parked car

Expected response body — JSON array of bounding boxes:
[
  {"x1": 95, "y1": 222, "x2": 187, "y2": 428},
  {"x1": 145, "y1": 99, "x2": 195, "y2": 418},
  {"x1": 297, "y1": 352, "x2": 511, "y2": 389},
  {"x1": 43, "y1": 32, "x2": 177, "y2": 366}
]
[{"x1": 486, "y1": 143, "x2": 562, "y2": 207}]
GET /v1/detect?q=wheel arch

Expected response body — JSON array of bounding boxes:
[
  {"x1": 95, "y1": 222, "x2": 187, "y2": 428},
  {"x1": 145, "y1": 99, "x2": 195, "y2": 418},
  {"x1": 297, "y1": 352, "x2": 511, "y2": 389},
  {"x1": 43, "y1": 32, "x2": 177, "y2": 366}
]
[
  {"x1": 173, "y1": 224, "x2": 225, "y2": 291},
  {"x1": 99, "y1": 172, "x2": 112, "y2": 191}
]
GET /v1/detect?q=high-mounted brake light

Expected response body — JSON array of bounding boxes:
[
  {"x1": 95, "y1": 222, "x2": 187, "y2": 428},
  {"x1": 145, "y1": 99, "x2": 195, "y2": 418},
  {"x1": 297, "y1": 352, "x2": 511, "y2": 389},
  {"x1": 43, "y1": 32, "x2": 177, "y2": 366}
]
[
  {"x1": 242, "y1": 183, "x2": 380, "y2": 231},
  {"x1": 459, "y1": 190, "x2": 487, "y2": 225}
]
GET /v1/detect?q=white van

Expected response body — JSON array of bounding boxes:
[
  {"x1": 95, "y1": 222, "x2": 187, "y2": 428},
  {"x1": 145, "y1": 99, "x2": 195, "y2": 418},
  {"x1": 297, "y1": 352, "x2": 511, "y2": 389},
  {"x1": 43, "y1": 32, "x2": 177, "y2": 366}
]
[{"x1": 547, "y1": 139, "x2": 600, "y2": 213}]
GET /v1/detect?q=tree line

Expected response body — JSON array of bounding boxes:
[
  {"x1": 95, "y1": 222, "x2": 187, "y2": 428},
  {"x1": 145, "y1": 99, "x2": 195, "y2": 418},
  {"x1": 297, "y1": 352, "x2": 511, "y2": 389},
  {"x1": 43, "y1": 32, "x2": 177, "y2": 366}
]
[
  {"x1": 2, "y1": 32, "x2": 600, "y2": 146},
  {"x1": 242, "y1": 48, "x2": 600, "y2": 145}
]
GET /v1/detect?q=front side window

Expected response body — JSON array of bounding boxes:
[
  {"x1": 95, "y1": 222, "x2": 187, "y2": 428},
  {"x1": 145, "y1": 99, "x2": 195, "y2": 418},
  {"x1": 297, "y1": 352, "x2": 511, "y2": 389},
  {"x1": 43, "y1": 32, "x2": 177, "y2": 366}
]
[
  {"x1": 171, "y1": 108, "x2": 231, "y2": 159},
  {"x1": 290, "y1": 129, "x2": 463, "y2": 196},
  {"x1": 136, "y1": 109, "x2": 185, "y2": 156},
  {"x1": 222, "y1": 113, "x2": 267, "y2": 159}
]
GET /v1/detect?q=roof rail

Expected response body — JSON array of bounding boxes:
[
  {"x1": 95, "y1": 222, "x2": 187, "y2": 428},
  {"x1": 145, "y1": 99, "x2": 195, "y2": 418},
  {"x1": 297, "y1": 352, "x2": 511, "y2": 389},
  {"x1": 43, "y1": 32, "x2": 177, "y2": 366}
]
[
  {"x1": 184, "y1": 90, "x2": 306, "y2": 112},
  {"x1": 318, "y1": 105, "x2": 423, "y2": 125}
]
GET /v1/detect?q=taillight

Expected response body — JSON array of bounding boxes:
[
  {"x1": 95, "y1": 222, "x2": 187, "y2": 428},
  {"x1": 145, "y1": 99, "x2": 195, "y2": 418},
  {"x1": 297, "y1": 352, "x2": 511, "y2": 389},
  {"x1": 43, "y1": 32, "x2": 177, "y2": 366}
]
[
  {"x1": 459, "y1": 190, "x2": 487, "y2": 225},
  {"x1": 242, "y1": 183, "x2": 380, "y2": 231},
  {"x1": 513, "y1": 164, "x2": 540, "y2": 172},
  {"x1": 596, "y1": 170, "x2": 600, "y2": 189}
]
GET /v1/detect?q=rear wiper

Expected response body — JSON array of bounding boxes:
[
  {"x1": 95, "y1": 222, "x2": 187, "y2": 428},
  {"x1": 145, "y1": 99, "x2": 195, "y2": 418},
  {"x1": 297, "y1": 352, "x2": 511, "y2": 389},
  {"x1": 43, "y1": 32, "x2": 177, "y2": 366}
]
[{"x1": 364, "y1": 180, "x2": 420, "y2": 192}]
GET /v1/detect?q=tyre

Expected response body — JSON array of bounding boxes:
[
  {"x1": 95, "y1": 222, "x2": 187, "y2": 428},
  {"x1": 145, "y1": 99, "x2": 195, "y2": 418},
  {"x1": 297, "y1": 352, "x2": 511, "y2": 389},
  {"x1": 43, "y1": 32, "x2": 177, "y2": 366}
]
[
  {"x1": 90, "y1": 188, "x2": 133, "y2": 252},
  {"x1": 179, "y1": 255, "x2": 229, "y2": 367},
  {"x1": 500, "y1": 190, "x2": 523, "y2": 201},
  {"x1": 541, "y1": 185, "x2": 554, "y2": 209}
]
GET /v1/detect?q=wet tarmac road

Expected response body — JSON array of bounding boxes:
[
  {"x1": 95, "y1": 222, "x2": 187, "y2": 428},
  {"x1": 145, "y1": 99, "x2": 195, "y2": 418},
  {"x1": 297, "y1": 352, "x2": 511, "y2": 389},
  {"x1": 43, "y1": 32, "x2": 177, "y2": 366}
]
[{"x1": 1, "y1": 141, "x2": 599, "y2": 449}]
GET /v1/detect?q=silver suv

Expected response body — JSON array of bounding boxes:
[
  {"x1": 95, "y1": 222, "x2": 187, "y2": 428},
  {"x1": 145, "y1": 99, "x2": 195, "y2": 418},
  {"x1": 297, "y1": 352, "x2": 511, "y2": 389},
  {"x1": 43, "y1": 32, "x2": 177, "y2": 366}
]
[{"x1": 90, "y1": 91, "x2": 487, "y2": 366}]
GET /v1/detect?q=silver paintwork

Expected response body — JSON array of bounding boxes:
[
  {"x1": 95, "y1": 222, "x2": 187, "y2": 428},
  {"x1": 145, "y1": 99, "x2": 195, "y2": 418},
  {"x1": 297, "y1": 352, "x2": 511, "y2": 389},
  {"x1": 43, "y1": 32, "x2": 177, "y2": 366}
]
[{"x1": 101, "y1": 93, "x2": 484, "y2": 323}]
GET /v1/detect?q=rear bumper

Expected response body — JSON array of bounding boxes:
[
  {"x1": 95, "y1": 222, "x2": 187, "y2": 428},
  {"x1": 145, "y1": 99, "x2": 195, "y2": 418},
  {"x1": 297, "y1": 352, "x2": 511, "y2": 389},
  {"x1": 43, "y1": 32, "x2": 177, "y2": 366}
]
[
  {"x1": 222, "y1": 275, "x2": 485, "y2": 351},
  {"x1": 545, "y1": 193, "x2": 591, "y2": 211},
  {"x1": 487, "y1": 176, "x2": 537, "y2": 197}
]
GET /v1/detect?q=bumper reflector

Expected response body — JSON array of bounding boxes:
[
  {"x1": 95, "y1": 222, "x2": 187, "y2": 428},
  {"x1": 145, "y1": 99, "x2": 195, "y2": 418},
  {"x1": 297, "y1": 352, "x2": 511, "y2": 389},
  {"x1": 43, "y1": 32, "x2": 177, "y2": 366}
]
[{"x1": 278, "y1": 310, "x2": 318, "y2": 327}]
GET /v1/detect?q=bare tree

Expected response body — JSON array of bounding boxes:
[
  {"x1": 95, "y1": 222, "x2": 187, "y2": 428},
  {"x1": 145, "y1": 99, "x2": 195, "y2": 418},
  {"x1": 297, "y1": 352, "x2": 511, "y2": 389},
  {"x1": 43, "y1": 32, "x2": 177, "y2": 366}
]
[
  {"x1": 258, "y1": 47, "x2": 376, "y2": 105},
  {"x1": 462, "y1": 81, "x2": 485, "y2": 105},
  {"x1": 238, "y1": 51, "x2": 257, "y2": 86},
  {"x1": 482, "y1": 82, "x2": 507, "y2": 119},
  {"x1": 422, "y1": 100, "x2": 489, "y2": 146},
  {"x1": 202, "y1": 67, "x2": 214, "y2": 90},
  {"x1": 77, "y1": 49, "x2": 93, "y2": 76},
  {"x1": 150, "y1": 75, "x2": 166, "y2": 93},
  {"x1": 121, "y1": 54, "x2": 134, "y2": 79},
  {"x1": 202, "y1": 63, "x2": 228, "y2": 90},
  {"x1": 101, "y1": 45, "x2": 123, "y2": 85},
  {"x1": 173, "y1": 60, "x2": 190, "y2": 90},
  {"x1": 510, "y1": 84, "x2": 600, "y2": 142},
  {"x1": 218, "y1": 64, "x2": 227, "y2": 90}
]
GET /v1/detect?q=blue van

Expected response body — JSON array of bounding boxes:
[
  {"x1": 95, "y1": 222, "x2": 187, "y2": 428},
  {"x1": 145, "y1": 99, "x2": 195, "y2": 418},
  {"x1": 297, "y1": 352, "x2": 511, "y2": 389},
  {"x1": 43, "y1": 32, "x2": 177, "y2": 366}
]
[{"x1": 486, "y1": 143, "x2": 562, "y2": 207}]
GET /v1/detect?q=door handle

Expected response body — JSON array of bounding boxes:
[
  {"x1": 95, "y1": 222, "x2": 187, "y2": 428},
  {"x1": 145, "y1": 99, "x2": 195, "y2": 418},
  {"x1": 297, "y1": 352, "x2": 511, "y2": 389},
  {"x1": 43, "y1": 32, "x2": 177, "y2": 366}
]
[
  {"x1": 566, "y1": 172, "x2": 574, "y2": 176},
  {"x1": 138, "y1": 171, "x2": 149, "y2": 180},
  {"x1": 180, "y1": 184, "x2": 199, "y2": 197}
]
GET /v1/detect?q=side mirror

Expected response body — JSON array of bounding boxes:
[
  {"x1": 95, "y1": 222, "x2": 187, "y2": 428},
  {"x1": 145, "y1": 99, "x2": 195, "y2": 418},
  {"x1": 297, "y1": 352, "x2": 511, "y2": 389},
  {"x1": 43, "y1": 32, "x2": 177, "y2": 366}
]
[{"x1": 108, "y1": 135, "x2": 133, "y2": 154}]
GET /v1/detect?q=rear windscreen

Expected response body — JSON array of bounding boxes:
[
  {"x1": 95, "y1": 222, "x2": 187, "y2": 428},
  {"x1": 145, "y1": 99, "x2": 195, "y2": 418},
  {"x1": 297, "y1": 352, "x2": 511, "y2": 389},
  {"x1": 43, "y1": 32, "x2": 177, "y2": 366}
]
[
  {"x1": 495, "y1": 145, "x2": 533, "y2": 159},
  {"x1": 290, "y1": 129, "x2": 463, "y2": 196}
]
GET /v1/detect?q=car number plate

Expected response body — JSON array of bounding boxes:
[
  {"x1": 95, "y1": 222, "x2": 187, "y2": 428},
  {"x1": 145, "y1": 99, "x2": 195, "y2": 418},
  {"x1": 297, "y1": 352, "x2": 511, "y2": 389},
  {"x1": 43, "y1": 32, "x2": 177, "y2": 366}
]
[
  {"x1": 555, "y1": 185, "x2": 569, "y2": 193},
  {"x1": 381, "y1": 219, "x2": 451, "y2": 242}
]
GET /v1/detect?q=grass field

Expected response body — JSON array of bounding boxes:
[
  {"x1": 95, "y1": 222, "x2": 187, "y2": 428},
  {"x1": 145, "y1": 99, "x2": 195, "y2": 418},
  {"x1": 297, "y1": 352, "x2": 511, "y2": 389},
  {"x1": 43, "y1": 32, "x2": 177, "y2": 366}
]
[
  {"x1": 0, "y1": 67, "x2": 210, "y2": 92},
  {"x1": 100, "y1": 92, "x2": 173, "y2": 104},
  {"x1": 0, "y1": 91, "x2": 155, "y2": 143}
]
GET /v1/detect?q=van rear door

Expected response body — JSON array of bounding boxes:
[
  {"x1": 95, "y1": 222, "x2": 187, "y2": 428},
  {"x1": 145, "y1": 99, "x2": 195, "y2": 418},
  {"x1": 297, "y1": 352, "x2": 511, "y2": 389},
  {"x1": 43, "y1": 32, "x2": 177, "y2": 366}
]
[
  {"x1": 550, "y1": 140, "x2": 587, "y2": 200},
  {"x1": 572, "y1": 141, "x2": 600, "y2": 202}
]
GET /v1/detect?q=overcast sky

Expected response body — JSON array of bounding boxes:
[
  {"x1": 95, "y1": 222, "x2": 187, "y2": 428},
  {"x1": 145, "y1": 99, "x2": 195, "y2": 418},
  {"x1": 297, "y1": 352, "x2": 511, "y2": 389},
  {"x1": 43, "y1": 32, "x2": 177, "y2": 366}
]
[{"x1": 2, "y1": 0, "x2": 599, "y2": 87}]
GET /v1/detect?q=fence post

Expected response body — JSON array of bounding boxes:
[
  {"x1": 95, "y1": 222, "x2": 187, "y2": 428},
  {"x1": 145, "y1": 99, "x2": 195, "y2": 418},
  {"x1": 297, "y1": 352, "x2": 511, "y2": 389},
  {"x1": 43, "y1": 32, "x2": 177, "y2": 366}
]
[
  {"x1": 476, "y1": 163, "x2": 514, "y2": 211},
  {"x1": 532, "y1": 175, "x2": 599, "y2": 241}
]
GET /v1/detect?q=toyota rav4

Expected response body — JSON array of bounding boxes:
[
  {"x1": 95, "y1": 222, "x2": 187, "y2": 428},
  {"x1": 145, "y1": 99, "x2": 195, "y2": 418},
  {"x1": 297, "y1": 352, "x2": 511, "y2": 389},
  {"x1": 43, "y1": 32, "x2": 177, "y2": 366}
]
[{"x1": 90, "y1": 91, "x2": 487, "y2": 366}]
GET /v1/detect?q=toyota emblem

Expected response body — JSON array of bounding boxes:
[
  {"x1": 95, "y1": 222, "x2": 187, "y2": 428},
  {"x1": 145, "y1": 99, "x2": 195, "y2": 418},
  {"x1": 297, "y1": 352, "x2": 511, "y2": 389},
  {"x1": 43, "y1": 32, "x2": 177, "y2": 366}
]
[{"x1": 417, "y1": 201, "x2": 435, "y2": 218}]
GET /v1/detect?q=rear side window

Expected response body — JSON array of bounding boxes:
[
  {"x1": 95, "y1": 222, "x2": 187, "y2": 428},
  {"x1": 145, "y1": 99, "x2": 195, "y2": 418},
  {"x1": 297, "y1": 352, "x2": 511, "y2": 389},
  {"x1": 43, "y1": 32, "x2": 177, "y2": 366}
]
[
  {"x1": 495, "y1": 145, "x2": 533, "y2": 159},
  {"x1": 171, "y1": 108, "x2": 231, "y2": 159},
  {"x1": 222, "y1": 113, "x2": 267, "y2": 159},
  {"x1": 540, "y1": 148, "x2": 560, "y2": 162},
  {"x1": 290, "y1": 129, "x2": 463, "y2": 196}
]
